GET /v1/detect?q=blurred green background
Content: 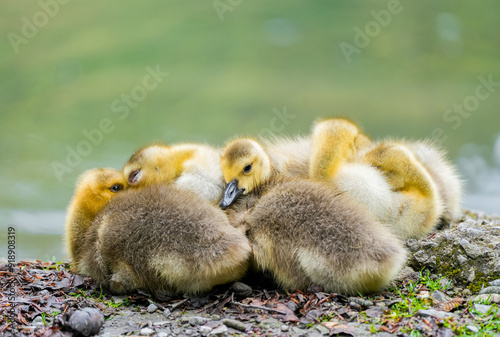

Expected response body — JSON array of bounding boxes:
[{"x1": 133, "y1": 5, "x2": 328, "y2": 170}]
[{"x1": 1, "y1": 0, "x2": 499, "y2": 260}]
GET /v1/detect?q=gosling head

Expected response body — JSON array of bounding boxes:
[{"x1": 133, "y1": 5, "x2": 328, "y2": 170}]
[
  {"x1": 71, "y1": 168, "x2": 126, "y2": 217},
  {"x1": 219, "y1": 138, "x2": 271, "y2": 209},
  {"x1": 123, "y1": 144, "x2": 171, "y2": 188}
]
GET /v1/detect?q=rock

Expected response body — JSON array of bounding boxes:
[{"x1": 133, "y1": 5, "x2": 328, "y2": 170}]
[
  {"x1": 200, "y1": 326, "x2": 212, "y2": 336},
  {"x1": 348, "y1": 297, "x2": 373, "y2": 308},
  {"x1": 474, "y1": 293, "x2": 500, "y2": 303},
  {"x1": 140, "y1": 327, "x2": 155, "y2": 335},
  {"x1": 395, "y1": 266, "x2": 420, "y2": 283},
  {"x1": 32, "y1": 316, "x2": 44, "y2": 326},
  {"x1": 147, "y1": 304, "x2": 158, "y2": 313},
  {"x1": 281, "y1": 325, "x2": 290, "y2": 332},
  {"x1": 222, "y1": 319, "x2": 246, "y2": 332},
  {"x1": 349, "y1": 302, "x2": 362, "y2": 311},
  {"x1": 416, "y1": 309, "x2": 455, "y2": 319},
  {"x1": 111, "y1": 295, "x2": 127, "y2": 305},
  {"x1": 286, "y1": 300, "x2": 298, "y2": 311},
  {"x1": 209, "y1": 325, "x2": 228, "y2": 336},
  {"x1": 480, "y1": 286, "x2": 500, "y2": 294},
  {"x1": 406, "y1": 213, "x2": 500, "y2": 289},
  {"x1": 229, "y1": 282, "x2": 252, "y2": 298},
  {"x1": 314, "y1": 324, "x2": 330, "y2": 335},
  {"x1": 436, "y1": 327, "x2": 454, "y2": 337},
  {"x1": 387, "y1": 299, "x2": 402, "y2": 307},
  {"x1": 189, "y1": 316, "x2": 208, "y2": 326},
  {"x1": 466, "y1": 325, "x2": 479, "y2": 333},
  {"x1": 157, "y1": 332, "x2": 168, "y2": 337},
  {"x1": 365, "y1": 306, "x2": 385, "y2": 318},
  {"x1": 473, "y1": 304, "x2": 492, "y2": 315},
  {"x1": 68, "y1": 308, "x2": 104, "y2": 336},
  {"x1": 439, "y1": 277, "x2": 451, "y2": 289},
  {"x1": 163, "y1": 308, "x2": 171, "y2": 317},
  {"x1": 490, "y1": 279, "x2": 500, "y2": 286},
  {"x1": 431, "y1": 290, "x2": 451, "y2": 303}
]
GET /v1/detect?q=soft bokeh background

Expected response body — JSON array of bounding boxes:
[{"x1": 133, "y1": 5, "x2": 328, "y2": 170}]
[{"x1": 1, "y1": 0, "x2": 499, "y2": 260}]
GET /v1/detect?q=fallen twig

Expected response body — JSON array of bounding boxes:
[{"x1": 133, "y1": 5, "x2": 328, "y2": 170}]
[
  {"x1": 170, "y1": 298, "x2": 189, "y2": 311},
  {"x1": 230, "y1": 293, "x2": 287, "y2": 315}
]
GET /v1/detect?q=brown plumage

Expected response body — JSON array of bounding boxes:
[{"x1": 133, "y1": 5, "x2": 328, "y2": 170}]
[
  {"x1": 242, "y1": 179, "x2": 406, "y2": 294},
  {"x1": 220, "y1": 138, "x2": 407, "y2": 294},
  {"x1": 78, "y1": 183, "x2": 251, "y2": 296}
]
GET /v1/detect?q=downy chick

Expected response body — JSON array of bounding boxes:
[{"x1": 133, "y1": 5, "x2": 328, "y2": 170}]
[
  {"x1": 309, "y1": 118, "x2": 460, "y2": 239},
  {"x1": 64, "y1": 168, "x2": 126, "y2": 271},
  {"x1": 69, "y1": 171, "x2": 251, "y2": 296},
  {"x1": 123, "y1": 143, "x2": 224, "y2": 204},
  {"x1": 219, "y1": 138, "x2": 406, "y2": 294}
]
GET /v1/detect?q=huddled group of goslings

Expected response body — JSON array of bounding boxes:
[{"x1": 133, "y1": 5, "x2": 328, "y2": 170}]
[{"x1": 65, "y1": 118, "x2": 462, "y2": 297}]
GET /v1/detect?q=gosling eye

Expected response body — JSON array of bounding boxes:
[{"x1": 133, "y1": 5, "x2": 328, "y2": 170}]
[
  {"x1": 243, "y1": 164, "x2": 252, "y2": 174},
  {"x1": 109, "y1": 184, "x2": 124, "y2": 193}
]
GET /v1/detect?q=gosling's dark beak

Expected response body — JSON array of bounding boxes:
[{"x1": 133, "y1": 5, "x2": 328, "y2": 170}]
[{"x1": 219, "y1": 179, "x2": 245, "y2": 210}]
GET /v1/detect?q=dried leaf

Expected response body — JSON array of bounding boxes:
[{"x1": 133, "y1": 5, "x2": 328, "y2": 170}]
[
  {"x1": 330, "y1": 324, "x2": 355, "y2": 336},
  {"x1": 441, "y1": 298, "x2": 463, "y2": 312}
]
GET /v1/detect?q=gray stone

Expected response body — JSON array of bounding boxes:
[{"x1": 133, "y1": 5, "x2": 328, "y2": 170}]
[
  {"x1": 222, "y1": 319, "x2": 246, "y2": 332},
  {"x1": 314, "y1": 324, "x2": 330, "y2": 335},
  {"x1": 490, "y1": 279, "x2": 500, "y2": 286},
  {"x1": 209, "y1": 325, "x2": 228, "y2": 336},
  {"x1": 474, "y1": 303, "x2": 492, "y2": 315},
  {"x1": 147, "y1": 304, "x2": 158, "y2": 313},
  {"x1": 189, "y1": 316, "x2": 208, "y2": 326},
  {"x1": 474, "y1": 293, "x2": 500, "y2": 303},
  {"x1": 140, "y1": 327, "x2": 155, "y2": 336},
  {"x1": 200, "y1": 326, "x2": 212, "y2": 336},
  {"x1": 181, "y1": 316, "x2": 190, "y2": 324},
  {"x1": 348, "y1": 297, "x2": 373, "y2": 308},
  {"x1": 406, "y1": 212, "x2": 500, "y2": 288},
  {"x1": 416, "y1": 309, "x2": 455, "y2": 319},
  {"x1": 32, "y1": 316, "x2": 44, "y2": 326},
  {"x1": 157, "y1": 332, "x2": 168, "y2": 337},
  {"x1": 163, "y1": 308, "x2": 171, "y2": 317},
  {"x1": 111, "y1": 295, "x2": 127, "y2": 304},
  {"x1": 431, "y1": 290, "x2": 451, "y2": 303},
  {"x1": 229, "y1": 282, "x2": 252, "y2": 298},
  {"x1": 479, "y1": 286, "x2": 500, "y2": 295},
  {"x1": 68, "y1": 308, "x2": 104, "y2": 336},
  {"x1": 466, "y1": 325, "x2": 479, "y2": 333},
  {"x1": 281, "y1": 324, "x2": 290, "y2": 332}
]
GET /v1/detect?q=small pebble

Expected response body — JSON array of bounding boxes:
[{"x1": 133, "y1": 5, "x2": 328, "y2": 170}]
[
  {"x1": 157, "y1": 332, "x2": 168, "y2": 337},
  {"x1": 479, "y1": 286, "x2": 500, "y2": 295},
  {"x1": 348, "y1": 297, "x2": 373, "y2": 308},
  {"x1": 281, "y1": 325, "x2": 290, "y2": 332},
  {"x1": 32, "y1": 316, "x2": 44, "y2": 326},
  {"x1": 466, "y1": 325, "x2": 479, "y2": 333},
  {"x1": 223, "y1": 319, "x2": 246, "y2": 332},
  {"x1": 140, "y1": 327, "x2": 155, "y2": 336},
  {"x1": 200, "y1": 326, "x2": 212, "y2": 336},
  {"x1": 490, "y1": 279, "x2": 500, "y2": 286},
  {"x1": 147, "y1": 304, "x2": 158, "y2": 313},
  {"x1": 189, "y1": 316, "x2": 208, "y2": 326},
  {"x1": 474, "y1": 293, "x2": 500, "y2": 303},
  {"x1": 68, "y1": 308, "x2": 104, "y2": 336},
  {"x1": 209, "y1": 325, "x2": 228, "y2": 336},
  {"x1": 474, "y1": 304, "x2": 492, "y2": 315},
  {"x1": 163, "y1": 308, "x2": 171, "y2": 317},
  {"x1": 315, "y1": 324, "x2": 330, "y2": 335},
  {"x1": 348, "y1": 302, "x2": 362, "y2": 311},
  {"x1": 462, "y1": 289, "x2": 472, "y2": 296}
]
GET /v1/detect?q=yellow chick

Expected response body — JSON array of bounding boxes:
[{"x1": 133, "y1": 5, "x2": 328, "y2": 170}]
[
  {"x1": 123, "y1": 142, "x2": 224, "y2": 204},
  {"x1": 219, "y1": 138, "x2": 406, "y2": 294},
  {"x1": 64, "y1": 168, "x2": 126, "y2": 271}
]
